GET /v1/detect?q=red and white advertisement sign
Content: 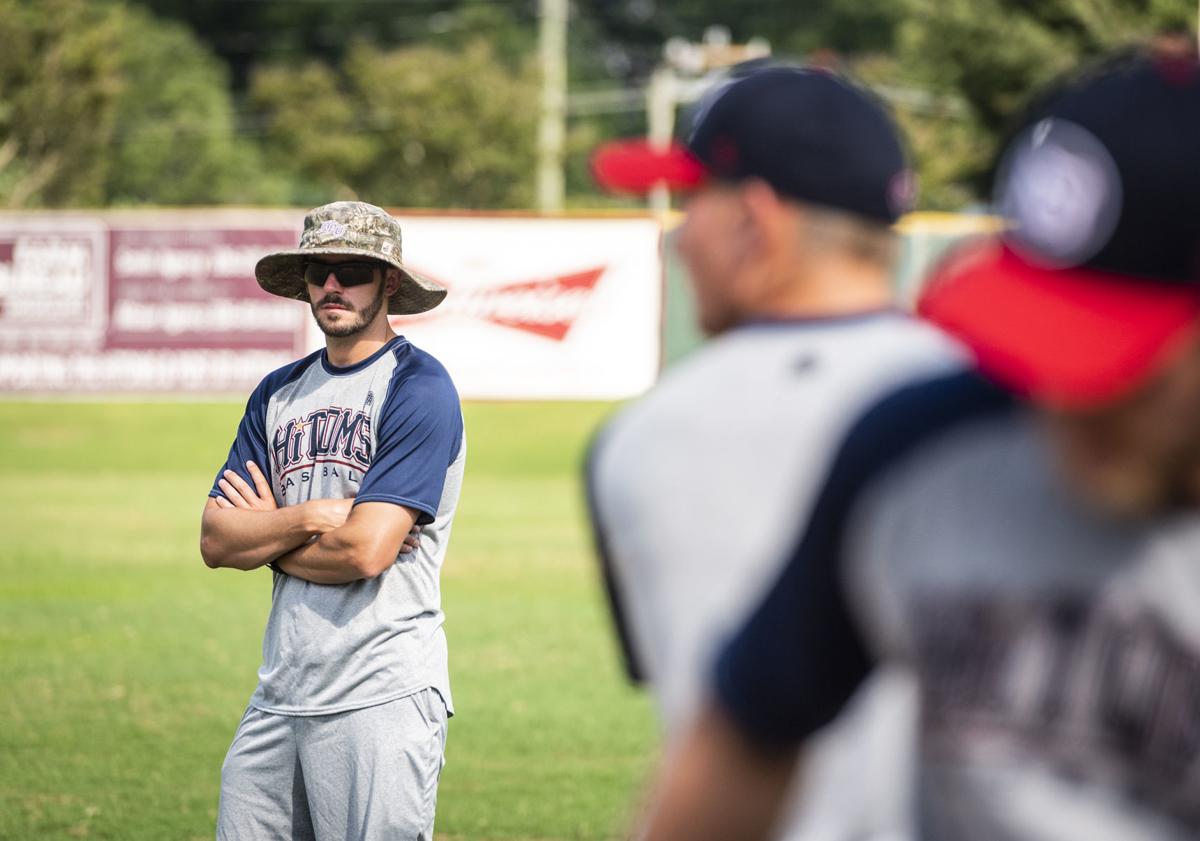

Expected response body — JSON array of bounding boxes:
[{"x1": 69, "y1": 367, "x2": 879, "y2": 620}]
[
  {"x1": 373, "y1": 216, "x2": 663, "y2": 400},
  {"x1": 0, "y1": 212, "x2": 663, "y2": 398}
]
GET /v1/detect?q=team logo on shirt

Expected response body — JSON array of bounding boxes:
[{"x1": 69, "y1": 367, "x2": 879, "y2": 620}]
[
  {"x1": 394, "y1": 266, "x2": 607, "y2": 341},
  {"x1": 272, "y1": 406, "x2": 373, "y2": 483},
  {"x1": 913, "y1": 593, "x2": 1200, "y2": 828}
]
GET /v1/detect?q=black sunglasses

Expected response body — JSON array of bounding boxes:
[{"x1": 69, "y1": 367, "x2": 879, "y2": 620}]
[{"x1": 303, "y1": 260, "x2": 382, "y2": 287}]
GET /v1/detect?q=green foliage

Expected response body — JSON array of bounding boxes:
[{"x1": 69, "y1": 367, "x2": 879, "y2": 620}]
[
  {"x1": 3, "y1": 0, "x2": 1197, "y2": 210},
  {"x1": 105, "y1": 4, "x2": 282, "y2": 206},
  {"x1": 0, "y1": 400, "x2": 654, "y2": 840},
  {"x1": 250, "y1": 38, "x2": 539, "y2": 209},
  {"x1": 133, "y1": 0, "x2": 473, "y2": 89},
  {"x1": 888, "y1": 0, "x2": 1197, "y2": 206},
  {"x1": 0, "y1": 0, "x2": 124, "y2": 207},
  {"x1": 248, "y1": 60, "x2": 377, "y2": 205},
  {"x1": 0, "y1": 0, "x2": 280, "y2": 207},
  {"x1": 348, "y1": 40, "x2": 539, "y2": 209},
  {"x1": 425, "y1": 1, "x2": 539, "y2": 72}
]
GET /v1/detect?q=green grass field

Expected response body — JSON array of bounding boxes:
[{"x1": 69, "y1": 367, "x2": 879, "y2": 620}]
[{"x1": 0, "y1": 401, "x2": 657, "y2": 840}]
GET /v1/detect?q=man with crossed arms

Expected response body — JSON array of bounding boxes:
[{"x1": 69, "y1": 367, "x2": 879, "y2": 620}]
[{"x1": 200, "y1": 201, "x2": 464, "y2": 841}]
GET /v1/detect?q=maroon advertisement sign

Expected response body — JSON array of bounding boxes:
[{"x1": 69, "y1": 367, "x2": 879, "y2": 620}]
[
  {"x1": 0, "y1": 214, "x2": 306, "y2": 393},
  {"x1": 0, "y1": 219, "x2": 108, "y2": 352}
]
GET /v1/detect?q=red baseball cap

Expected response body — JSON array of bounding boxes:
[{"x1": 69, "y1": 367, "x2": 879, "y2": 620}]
[
  {"x1": 919, "y1": 242, "x2": 1200, "y2": 408},
  {"x1": 919, "y1": 52, "x2": 1200, "y2": 408},
  {"x1": 590, "y1": 139, "x2": 708, "y2": 194}
]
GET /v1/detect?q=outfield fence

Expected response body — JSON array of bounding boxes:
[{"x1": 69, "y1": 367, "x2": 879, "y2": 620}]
[{"x1": 0, "y1": 209, "x2": 997, "y2": 398}]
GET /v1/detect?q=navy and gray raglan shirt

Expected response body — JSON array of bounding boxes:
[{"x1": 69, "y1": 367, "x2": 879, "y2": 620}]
[
  {"x1": 210, "y1": 335, "x2": 465, "y2": 716},
  {"x1": 716, "y1": 369, "x2": 1200, "y2": 841},
  {"x1": 587, "y1": 313, "x2": 964, "y2": 840}
]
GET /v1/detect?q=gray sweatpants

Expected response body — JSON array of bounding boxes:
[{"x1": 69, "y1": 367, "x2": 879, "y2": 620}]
[{"x1": 216, "y1": 688, "x2": 448, "y2": 841}]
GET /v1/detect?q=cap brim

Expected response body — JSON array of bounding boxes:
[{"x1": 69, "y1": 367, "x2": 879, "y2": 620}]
[
  {"x1": 918, "y1": 241, "x2": 1200, "y2": 408},
  {"x1": 591, "y1": 139, "x2": 708, "y2": 195}
]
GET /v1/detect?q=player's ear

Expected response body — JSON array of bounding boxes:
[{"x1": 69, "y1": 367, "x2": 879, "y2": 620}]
[
  {"x1": 738, "y1": 179, "x2": 784, "y2": 258},
  {"x1": 383, "y1": 268, "x2": 401, "y2": 297}
]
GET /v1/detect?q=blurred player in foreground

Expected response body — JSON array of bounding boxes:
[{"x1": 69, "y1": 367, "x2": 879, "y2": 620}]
[
  {"x1": 642, "y1": 49, "x2": 1200, "y2": 841},
  {"x1": 199, "y1": 201, "x2": 465, "y2": 840},
  {"x1": 586, "y1": 66, "x2": 962, "y2": 839}
]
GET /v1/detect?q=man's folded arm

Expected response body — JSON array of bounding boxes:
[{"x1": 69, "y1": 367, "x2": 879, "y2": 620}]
[
  {"x1": 274, "y1": 501, "x2": 418, "y2": 585},
  {"x1": 199, "y1": 497, "x2": 345, "y2": 571}
]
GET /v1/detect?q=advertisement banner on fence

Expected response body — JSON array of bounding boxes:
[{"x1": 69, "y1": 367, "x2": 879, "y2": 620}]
[
  {"x1": 0, "y1": 218, "x2": 109, "y2": 352},
  {"x1": 377, "y1": 216, "x2": 663, "y2": 400},
  {"x1": 0, "y1": 211, "x2": 663, "y2": 399},
  {"x1": 106, "y1": 227, "x2": 301, "y2": 351},
  {"x1": 0, "y1": 214, "x2": 306, "y2": 393}
]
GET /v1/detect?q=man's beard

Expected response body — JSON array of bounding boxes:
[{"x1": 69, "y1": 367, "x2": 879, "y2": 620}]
[{"x1": 311, "y1": 286, "x2": 386, "y2": 338}]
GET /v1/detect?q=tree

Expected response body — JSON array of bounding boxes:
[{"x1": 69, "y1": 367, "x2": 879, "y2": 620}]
[
  {"x1": 130, "y1": 0, "x2": 487, "y2": 90},
  {"x1": 249, "y1": 38, "x2": 539, "y2": 209},
  {"x1": 575, "y1": 0, "x2": 900, "y2": 79},
  {"x1": 105, "y1": 4, "x2": 282, "y2": 206},
  {"x1": 0, "y1": 0, "x2": 280, "y2": 207},
  {"x1": 248, "y1": 59, "x2": 377, "y2": 206},
  {"x1": 346, "y1": 39, "x2": 539, "y2": 208},
  {"x1": 6, "y1": 0, "x2": 1194, "y2": 209},
  {"x1": 887, "y1": 0, "x2": 1196, "y2": 206},
  {"x1": 574, "y1": 0, "x2": 1196, "y2": 209},
  {"x1": 0, "y1": 0, "x2": 124, "y2": 206}
]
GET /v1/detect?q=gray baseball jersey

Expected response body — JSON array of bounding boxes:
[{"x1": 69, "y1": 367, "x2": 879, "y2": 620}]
[
  {"x1": 211, "y1": 335, "x2": 464, "y2": 716},
  {"x1": 719, "y1": 370, "x2": 1200, "y2": 840},
  {"x1": 587, "y1": 311, "x2": 963, "y2": 839}
]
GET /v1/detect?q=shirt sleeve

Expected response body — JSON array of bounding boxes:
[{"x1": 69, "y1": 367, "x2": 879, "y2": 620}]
[
  {"x1": 713, "y1": 461, "x2": 876, "y2": 748},
  {"x1": 353, "y1": 367, "x2": 463, "y2": 525},
  {"x1": 210, "y1": 378, "x2": 272, "y2": 500},
  {"x1": 713, "y1": 368, "x2": 1011, "y2": 749}
]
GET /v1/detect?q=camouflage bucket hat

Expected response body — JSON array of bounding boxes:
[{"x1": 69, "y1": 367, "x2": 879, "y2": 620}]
[{"x1": 255, "y1": 201, "x2": 446, "y2": 315}]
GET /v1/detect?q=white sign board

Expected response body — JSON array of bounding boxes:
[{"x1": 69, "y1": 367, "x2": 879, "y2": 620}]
[{"x1": 309, "y1": 216, "x2": 664, "y2": 400}]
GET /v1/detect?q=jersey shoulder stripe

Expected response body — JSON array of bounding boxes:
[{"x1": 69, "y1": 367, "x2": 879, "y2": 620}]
[
  {"x1": 347, "y1": 338, "x2": 464, "y2": 524},
  {"x1": 387, "y1": 338, "x2": 465, "y2": 468}
]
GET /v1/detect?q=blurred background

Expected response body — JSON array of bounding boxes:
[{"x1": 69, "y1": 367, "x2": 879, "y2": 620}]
[
  {"x1": 2, "y1": 0, "x2": 1195, "y2": 212},
  {"x1": 0, "y1": 2, "x2": 1196, "y2": 840}
]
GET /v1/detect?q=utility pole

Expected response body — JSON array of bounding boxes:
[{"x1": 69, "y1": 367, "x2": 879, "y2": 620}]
[
  {"x1": 645, "y1": 67, "x2": 677, "y2": 214},
  {"x1": 644, "y1": 28, "x2": 771, "y2": 213},
  {"x1": 537, "y1": 0, "x2": 568, "y2": 213}
]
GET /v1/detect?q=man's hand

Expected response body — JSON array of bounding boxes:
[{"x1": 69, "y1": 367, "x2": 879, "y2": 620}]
[
  {"x1": 213, "y1": 461, "x2": 354, "y2": 540},
  {"x1": 401, "y1": 524, "x2": 422, "y2": 555},
  {"x1": 201, "y1": 461, "x2": 354, "y2": 571},
  {"x1": 215, "y1": 461, "x2": 276, "y2": 511}
]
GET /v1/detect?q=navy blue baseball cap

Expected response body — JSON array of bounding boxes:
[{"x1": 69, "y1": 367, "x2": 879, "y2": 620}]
[
  {"x1": 920, "y1": 50, "x2": 1200, "y2": 408},
  {"x1": 591, "y1": 65, "x2": 915, "y2": 223}
]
